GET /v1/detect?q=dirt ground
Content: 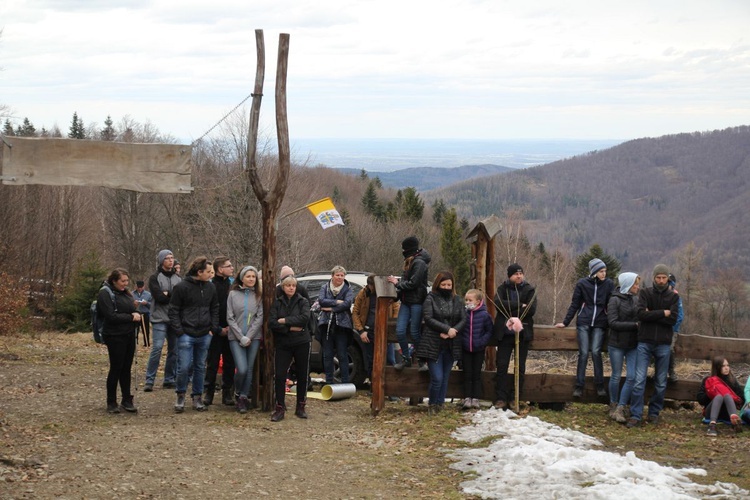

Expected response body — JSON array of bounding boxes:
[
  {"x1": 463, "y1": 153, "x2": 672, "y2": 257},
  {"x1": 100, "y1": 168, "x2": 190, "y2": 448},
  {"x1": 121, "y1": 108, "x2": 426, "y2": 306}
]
[{"x1": 0, "y1": 334, "x2": 466, "y2": 499}]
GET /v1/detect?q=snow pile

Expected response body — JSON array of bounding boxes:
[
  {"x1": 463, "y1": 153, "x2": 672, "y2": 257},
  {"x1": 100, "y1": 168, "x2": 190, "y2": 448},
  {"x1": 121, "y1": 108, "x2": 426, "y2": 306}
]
[{"x1": 448, "y1": 408, "x2": 748, "y2": 499}]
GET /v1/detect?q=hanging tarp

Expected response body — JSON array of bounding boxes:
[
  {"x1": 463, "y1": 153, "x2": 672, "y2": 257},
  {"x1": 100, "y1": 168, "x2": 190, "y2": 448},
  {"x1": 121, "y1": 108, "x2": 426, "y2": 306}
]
[{"x1": 0, "y1": 136, "x2": 193, "y2": 193}]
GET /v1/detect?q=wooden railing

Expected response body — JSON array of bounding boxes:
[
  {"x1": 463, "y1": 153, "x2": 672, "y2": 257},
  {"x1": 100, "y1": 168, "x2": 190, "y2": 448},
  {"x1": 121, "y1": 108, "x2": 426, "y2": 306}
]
[{"x1": 374, "y1": 322, "x2": 750, "y2": 414}]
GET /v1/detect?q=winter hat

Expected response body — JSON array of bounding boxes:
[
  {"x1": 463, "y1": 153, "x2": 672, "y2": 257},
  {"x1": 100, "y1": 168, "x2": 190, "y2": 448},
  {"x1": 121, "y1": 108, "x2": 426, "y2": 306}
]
[
  {"x1": 668, "y1": 273, "x2": 677, "y2": 287},
  {"x1": 401, "y1": 236, "x2": 420, "y2": 256},
  {"x1": 617, "y1": 272, "x2": 638, "y2": 295},
  {"x1": 588, "y1": 258, "x2": 606, "y2": 277},
  {"x1": 239, "y1": 265, "x2": 258, "y2": 283},
  {"x1": 507, "y1": 263, "x2": 524, "y2": 278},
  {"x1": 653, "y1": 264, "x2": 670, "y2": 279},
  {"x1": 279, "y1": 266, "x2": 295, "y2": 280},
  {"x1": 157, "y1": 249, "x2": 173, "y2": 267},
  {"x1": 136, "y1": 280, "x2": 144, "y2": 287}
]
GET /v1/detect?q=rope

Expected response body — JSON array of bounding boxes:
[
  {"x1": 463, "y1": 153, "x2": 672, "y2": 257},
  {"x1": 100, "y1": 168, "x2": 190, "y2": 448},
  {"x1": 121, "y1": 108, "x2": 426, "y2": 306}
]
[{"x1": 190, "y1": 93, "x2": 256, "y2": 147}]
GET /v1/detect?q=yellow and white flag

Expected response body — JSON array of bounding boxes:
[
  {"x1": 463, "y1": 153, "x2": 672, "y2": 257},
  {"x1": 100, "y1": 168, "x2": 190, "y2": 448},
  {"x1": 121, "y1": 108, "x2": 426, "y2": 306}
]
[{"x1": 306, "y1": 197, "x2": 345, "y2": 229}]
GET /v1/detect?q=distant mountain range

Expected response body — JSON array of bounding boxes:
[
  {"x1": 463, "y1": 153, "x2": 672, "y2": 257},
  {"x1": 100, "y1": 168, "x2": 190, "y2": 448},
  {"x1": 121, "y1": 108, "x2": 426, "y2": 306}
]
[
  {"x1": 337, "y1": 164, "x2": 515, "y2": 191},
  {"x1": 430, "y1": 126, "x2": 750, "y2": 274}
]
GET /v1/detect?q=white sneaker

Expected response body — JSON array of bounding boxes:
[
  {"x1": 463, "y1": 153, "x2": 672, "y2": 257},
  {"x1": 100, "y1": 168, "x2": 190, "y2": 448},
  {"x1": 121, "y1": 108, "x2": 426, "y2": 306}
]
[
  {"x1": 471, "y1": 398, "x2": 481, "y2": 409},
  {"x1": 461, "y1": 397, "x2": 472, "y2": 409}
]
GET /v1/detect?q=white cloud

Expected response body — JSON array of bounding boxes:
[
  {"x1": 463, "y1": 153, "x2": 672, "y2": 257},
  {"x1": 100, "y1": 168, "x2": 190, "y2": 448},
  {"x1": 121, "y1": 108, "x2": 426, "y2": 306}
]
[{"x1": 1, "y1": 0, "x2": 748, "y2": 141}]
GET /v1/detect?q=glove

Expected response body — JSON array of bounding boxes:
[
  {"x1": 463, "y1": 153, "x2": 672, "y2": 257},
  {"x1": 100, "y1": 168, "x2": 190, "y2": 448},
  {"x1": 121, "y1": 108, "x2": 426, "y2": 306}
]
[{"x1": 240, "y1": 336, "x2": 251, "y2": 347}]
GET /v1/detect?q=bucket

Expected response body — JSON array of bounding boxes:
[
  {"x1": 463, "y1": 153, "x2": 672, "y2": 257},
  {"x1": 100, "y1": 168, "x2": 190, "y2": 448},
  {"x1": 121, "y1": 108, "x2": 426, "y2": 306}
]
[{"x1": 320, "y1": 383, "x2": 357, "y2": 401}]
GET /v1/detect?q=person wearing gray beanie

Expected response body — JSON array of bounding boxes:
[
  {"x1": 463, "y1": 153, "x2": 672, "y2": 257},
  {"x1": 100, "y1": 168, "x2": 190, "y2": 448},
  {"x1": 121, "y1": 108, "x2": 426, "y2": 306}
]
[
  {"x1": 555, "y1": 257, "x2": 614, "y2": 399},
  {"x1": 626, "y1": 263, "x2": 680, "y2": 428}
]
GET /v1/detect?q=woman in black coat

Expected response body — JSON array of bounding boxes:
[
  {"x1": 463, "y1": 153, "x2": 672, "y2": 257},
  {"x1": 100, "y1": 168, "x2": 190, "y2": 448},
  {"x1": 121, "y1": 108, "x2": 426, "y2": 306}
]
[
  {"x1": 416, "y1": 271, "x2": 466, "y2": 415},
  {"x1": 269, "y1": 276, "x2": 312, "y2": 422},
  {"x1": 97, "y1": 268, "x2": 142, "y2": 414}
]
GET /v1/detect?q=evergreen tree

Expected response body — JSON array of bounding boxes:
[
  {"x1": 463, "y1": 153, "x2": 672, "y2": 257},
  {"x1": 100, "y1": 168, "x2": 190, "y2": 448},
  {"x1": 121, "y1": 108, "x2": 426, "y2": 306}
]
[
  {"x1": 432, "y1": 198, "x2": 447, "y2": 225},
  {"x1": 440, "y1": 208, "x2": 471, "y2": 294},
  {"x1": 536, "y1": 242, "x2": 551, "y2": 271},
  {"x1": 100, "y1": 115, "x2": 116, "y2": 141},
  {"x1": 54, "y1": 251, "x2": 107, "y2": 331},
  {"x1": 68, "y1": 112, "x2": 85, "y2": 139},
  {"x1": 575, "y1": 244, "x2": 621, "y2": 279},
  {"x1": 401, "y1": 187, "x2": 424, "y2": 222},
  {"x1": 372, "y1": 176, "x2": 382, "y2": 189},
  {"x1": 460, "y1": 217, "x2": 469, "y2": 231},
  {"x1": 3, "y1": 119, "x2": 14, "y2": 136},
  {"x1": 18, "y1": 117, "x2": 36, "y2": 137},
  {"x1": 361, "y1": 181, "x2": 379, "y2": 215},
  {"x1": 332, "y1": 185, "x2": 341, "y2": 203},
  {"x1": 359, "y1": 169, "x2": 368, "y2": 181}
]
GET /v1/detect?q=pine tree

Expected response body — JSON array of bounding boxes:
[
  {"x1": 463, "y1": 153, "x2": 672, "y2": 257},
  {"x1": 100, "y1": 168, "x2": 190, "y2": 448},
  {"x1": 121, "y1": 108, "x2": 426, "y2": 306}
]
[
  {"x1": 18, "y1": 118, "x2": 36, "y2": 137},
  {"x1": 432, "y1": 198, "x2": 447, "y2": 225},
  {"x1": 401, "y1": 187, "x2": 424, "y2": 222},
  {"x1": 575, "y1": 244, "x2": 621, "y2": 279},
  {"x1": 100, "y1": 115, "x2": 116, "y2": 141},
  {"x1": 332, "y1": 185, "x2": 341, "y2": 203},
  {"x1": 3, "y1": 119, "x2": 14, "y2": 136},
  {"x1": 68, "y1": 112, "x2": 85, "y2": 139},
  {"x1": 359, "y1": 169, "x2": 368, "y2": 181},
  {"x1": 440, "y1": 208, "x2": 471, "y2": 294},
  {"x1": 361, "y1": 181, "x2": 380, "y2": 215}
]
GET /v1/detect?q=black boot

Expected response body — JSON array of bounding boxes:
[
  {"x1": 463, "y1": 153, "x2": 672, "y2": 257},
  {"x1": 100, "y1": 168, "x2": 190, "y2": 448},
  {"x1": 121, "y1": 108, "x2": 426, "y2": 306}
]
[
  {"x1": 271, "y1": 404, "x2": 286, "y2": 422},
  {"x1": 107, "y1": 401, "x2": 120, "y2": 414},
  {"x1": 120, "y1": 395, "x2": 138, "y2": 413},
  {"x1": 222, "y1": 388, "x2": 235, "y2": 406},
  {"x1": 295, "y1": 400, "x2": 308, "y2": 419},
  {"x1": 203, "y1": 385, "x2": 215, "y2": 406}
]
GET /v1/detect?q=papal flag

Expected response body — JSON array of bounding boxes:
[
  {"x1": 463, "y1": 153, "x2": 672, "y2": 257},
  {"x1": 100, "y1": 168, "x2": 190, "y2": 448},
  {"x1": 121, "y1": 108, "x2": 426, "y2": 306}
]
[{"x1": 306, "y1": 197, "x2": 345, "y2": 229}]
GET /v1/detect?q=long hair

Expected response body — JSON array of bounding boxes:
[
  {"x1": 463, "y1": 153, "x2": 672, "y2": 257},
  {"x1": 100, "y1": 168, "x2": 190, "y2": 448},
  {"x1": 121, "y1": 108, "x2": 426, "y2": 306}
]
[
  {"x1": 431, "y1": 271, "x2": 455, "y2": 295},
  {"x1": 711, "y1": 356, "x2": 738, "y2": 385},
  {"x1": 233, "y1": 265, "x2": 261, "y2": 300}
]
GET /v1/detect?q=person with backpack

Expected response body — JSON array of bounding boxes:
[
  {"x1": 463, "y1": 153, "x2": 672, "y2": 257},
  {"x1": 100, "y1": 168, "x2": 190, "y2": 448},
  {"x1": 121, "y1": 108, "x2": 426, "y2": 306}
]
[{"x1": 97, "y1": 268, "x2": 142, "y2": 414}]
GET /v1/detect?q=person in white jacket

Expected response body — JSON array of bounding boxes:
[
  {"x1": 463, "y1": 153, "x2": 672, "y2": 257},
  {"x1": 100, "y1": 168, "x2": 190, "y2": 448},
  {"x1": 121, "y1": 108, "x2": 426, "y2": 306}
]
[{"x1": 226, "y1": 265, "x2": 264, "y2": 414}]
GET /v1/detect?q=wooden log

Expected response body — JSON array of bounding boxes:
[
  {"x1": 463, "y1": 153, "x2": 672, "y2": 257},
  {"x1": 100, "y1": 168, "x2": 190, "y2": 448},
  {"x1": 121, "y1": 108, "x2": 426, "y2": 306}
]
[
  {"x1": 384, "y1": 367, "x2": 701, "y2": 403},
  {"x1": 371, "y1": 296, "x2": 394, "y2": 415},
  {"x1": 674, "y1": 334, "x2": 750, "y2": 363}
]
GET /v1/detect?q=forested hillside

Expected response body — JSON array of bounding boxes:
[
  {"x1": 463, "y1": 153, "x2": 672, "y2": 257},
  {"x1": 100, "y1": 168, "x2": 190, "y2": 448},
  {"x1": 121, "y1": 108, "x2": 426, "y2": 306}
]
[
  {"x1": 338, "y1": 164, "x2": 515, "y2": 191},
  {"x1": 431, "y1": 126, "x2": 750, "y2": 275}
]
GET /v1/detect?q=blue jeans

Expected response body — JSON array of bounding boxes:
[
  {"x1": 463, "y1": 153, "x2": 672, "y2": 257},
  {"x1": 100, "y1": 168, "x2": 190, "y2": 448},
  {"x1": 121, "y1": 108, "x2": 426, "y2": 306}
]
[
  {"x1": 427, "y1": 348, "x2": 455, "y2": 406},
  {"x1": 396, "y1": 303, "x2": 423, "y2": 360},
  {"x1": 576, "y1": 325, "x2": 604, "y2": 388},
  {"x1": 323, "y1": 326, "x2": 351, "y2": 383},
  {"x1": 608, "y1": 345, "x2": 637, "y2": 405},
  {"x1": 229, "y1": 339, "x2": 261, "y2": 398},
  {"x1": 176, "y1": 334, "x2": 212, "y2": 396},
  {"x1": 629, "y1": 342, "x2": 671, "y2": 421},
  {"x1": 145, "y1": 322, "x2": 177, "y2": 385}
]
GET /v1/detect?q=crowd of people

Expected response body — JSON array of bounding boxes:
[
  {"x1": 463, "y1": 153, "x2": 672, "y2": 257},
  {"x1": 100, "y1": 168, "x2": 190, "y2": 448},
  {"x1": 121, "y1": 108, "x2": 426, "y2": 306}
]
[{"x1": 95, "y1": 238, "x2": 747, "y2": 433}]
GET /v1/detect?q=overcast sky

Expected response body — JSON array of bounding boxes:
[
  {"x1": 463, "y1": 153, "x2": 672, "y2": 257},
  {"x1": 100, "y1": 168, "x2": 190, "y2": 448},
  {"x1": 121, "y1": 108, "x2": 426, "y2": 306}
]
[{"x1": 1, "y1": 1, "x2": 748, "y2": 144}]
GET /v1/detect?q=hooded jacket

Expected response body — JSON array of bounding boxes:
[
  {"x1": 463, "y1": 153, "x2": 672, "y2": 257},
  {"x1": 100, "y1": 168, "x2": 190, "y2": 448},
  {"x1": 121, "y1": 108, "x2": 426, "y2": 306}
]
[
  {"x1": 395, "y1": 249, "x2": 431, "y2": 305},
  {"x1": 148, "y1": 266, "x2": 181, "y2": 324},
  {"x1": 460, "y1": 300, "x2": 494, "y2": 353},
  {"x1": 226, "y1": 287, "x2": 264, "y2": 342},
  {"x1": 168, "y1": 275, "x2": 220, "y2": 337},
  {"x1": 269, "y1": 292, "x2": 311, "y2": 349},
  {"x1": 561, "y1": 276, "x2": 614, "y2": 329},
  {"x1": 607, "y1": 289, "x2": 639, "y2": 350},
  {"x1": 416, "y1": 291, "x2": 466, "y2": 362},
  {"x1": 493, "y1": 280, "x2": 537, "y2": 342}
]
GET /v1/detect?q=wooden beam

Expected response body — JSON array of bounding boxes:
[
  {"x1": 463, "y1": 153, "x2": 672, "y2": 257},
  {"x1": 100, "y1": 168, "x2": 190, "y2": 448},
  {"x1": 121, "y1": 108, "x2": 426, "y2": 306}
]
[{"x1": 674, "y1": 334, "x2": 750, "y2": 363}]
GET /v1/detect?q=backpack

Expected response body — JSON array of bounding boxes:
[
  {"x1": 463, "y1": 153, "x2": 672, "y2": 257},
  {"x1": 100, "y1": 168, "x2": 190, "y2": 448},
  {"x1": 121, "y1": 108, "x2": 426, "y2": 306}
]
[{"x1": 91, "y1": 285, "x2": 116, "y2": 344}]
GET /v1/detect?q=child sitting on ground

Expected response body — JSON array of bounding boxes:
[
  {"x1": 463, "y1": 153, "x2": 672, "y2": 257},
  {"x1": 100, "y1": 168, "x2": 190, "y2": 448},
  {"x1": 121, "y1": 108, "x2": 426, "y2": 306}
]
[{"x1": 697, "y1": 356, "x2": 744, "y2": 436}]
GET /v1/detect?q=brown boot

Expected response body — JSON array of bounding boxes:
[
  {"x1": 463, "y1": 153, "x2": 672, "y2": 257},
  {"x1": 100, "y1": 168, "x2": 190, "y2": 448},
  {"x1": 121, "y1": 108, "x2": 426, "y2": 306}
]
[
  {"x1": 295, "y1": 400, "x2": 308, "y2": 419},
  {"x1": 271, "y1": 404, "x2": 286, "y2": 422}
]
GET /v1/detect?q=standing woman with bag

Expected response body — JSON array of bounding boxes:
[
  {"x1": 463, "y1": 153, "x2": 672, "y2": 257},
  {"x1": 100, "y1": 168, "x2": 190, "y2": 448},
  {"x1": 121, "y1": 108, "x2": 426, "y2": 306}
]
[
  {"x1": 97, "y1": 268, "x2": 141, "y2": 414},
  {"x1": 227, "y1": 265, "x2": 263, "y2": 414}
]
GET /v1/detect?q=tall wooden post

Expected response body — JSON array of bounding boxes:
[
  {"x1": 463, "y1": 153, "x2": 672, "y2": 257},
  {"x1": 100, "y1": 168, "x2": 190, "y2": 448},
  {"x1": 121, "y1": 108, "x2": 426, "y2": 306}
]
[
  {"x1": 371, "y1": 277, "x2": 398, "y2": 415},
  {"x1": 245, "y1": 30, "x2": 291, "y2": 412}
]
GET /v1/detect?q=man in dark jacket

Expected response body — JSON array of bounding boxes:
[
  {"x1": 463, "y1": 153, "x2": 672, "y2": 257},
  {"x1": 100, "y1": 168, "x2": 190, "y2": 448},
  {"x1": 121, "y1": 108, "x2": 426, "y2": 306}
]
[
  {"x1": 144, "y1": 249, "x2": 181, "y2": 391},
  {"x1": 203, "y1": 256, "x2": 236, "y2": 406},
  {"x1": 169, "y1": 256, "x2": 220, "y2": 413},
  {"x1": 493, "y1": 263, "x2": 537, "y2": 410},
  {"x1": 626, "y1": 264, "x2": 680, "y2": 428}
]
